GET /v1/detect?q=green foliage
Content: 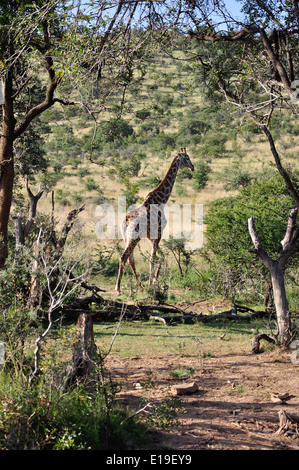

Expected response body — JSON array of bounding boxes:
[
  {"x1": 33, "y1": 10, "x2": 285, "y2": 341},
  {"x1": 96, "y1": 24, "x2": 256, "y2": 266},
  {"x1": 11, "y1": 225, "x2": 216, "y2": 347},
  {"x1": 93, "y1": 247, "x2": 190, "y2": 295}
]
[
  {"x1": 55, "y1": 188, "x2": 71, "y2": 206},
  {"x1": 84, "y1": 177, "x2": 99, "y2": 191},
  {"x1": 169, "y1": 367, "x2": 194, "y2": 378},
  {"x1": 204, "y1": 175, "x2": 299, "y2": 300},
  {"x1": 163, "y1": 236, "x2": 194, "y2": 276},
  {"x1": 225, "y1": 170, "x2": 252, "y2": 190},
  {"x1": 142, "y1": 175, "x2": 162, "y2": 188},
  {"x1": 221, "y1": 161, "x2": 254, "y2": 191},
  {"x1": 38, "y1": 171, "x2": 63, "y2": 191},
  {"x1": 169, "y1": 268, "x2": 209, "y2": 293},
  {"x1": 192, "y1": 161, "x2": 211, "y2": 190},
  {"x1": 138, "y1": 121, "x2": 160, "y2": 141},
  {"x1": 150, "y1": 132, "x2": 177, "y2": 152},
  {"x1": 177, "y1": 118, "x2": 210, "y2": 144},
  {"x1": 142, "y1": 396, "x2": 184, "y2": 430},
  {"x1": 78, "y1": 168, "x2": 90, "y2": 179},
  {"x1": 111, "y1": 152, "x2": 141, "y2": 178},
  {"x1": 176, "y1": 167, "x2": 193, "y2": 182},
  {"x1": 200, "y1": 133, "x2": 227, "y2": 158},
  {"x1": 14, "y1": 117, "x2": 49, "y2": 177},
  {"x1": 85, "y1": 119, "x2": 135, "y2": 155},
  {"x1": 0, "y1": 373, "x2": 148, "y2": 450},
  {"x1": 92, "y1": 245, "x2": 118, "y2": 277},
  {"x1": 121, "y1": 177, "x2": 140, "y2": 209},
  {"x1": 135, "y1": 109, "x2": 151, "y2": 120}
]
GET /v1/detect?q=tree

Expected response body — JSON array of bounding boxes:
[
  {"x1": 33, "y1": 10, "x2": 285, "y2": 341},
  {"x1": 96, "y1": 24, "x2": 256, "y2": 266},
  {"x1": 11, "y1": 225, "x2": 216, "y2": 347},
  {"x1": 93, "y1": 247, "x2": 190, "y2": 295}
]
[
  {"x1": 248, "y1": 207, "x2": 298, "y2": 345},
  {"x1": 204, "y1": 176, "x2": 299, "y2": 306},
  {"x1": 168, "y1": 0, "x2": 299, "y2": 345},
  {"x1": 0, "y1": 0, "x2": 166, "y2": 267},
  {"x1": 192, "y1": 161, "x2": 211, "y2": 190}
]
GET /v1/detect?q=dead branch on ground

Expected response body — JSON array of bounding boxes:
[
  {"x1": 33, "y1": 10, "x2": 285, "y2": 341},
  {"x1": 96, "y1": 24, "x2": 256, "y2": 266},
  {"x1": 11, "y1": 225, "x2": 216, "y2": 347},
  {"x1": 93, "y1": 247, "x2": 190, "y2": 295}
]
[
  {"x1": 61, "y1": 297, "x2": 270, "y2": 324},
  {"x1": 276, "y1": 410, "x2": 299, "y2": 436}
]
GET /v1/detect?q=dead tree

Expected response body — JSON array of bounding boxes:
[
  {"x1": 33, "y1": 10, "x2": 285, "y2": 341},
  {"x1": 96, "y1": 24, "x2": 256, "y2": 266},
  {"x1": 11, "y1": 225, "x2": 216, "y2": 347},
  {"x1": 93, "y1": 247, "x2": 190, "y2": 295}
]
[
  {"x1": 248, "y1": 207, "x2": 299, "y2": 346},
  {"x1": 29, "y1": 247, "x2": 89, "y2": 383},
  {"x1": 62, "y1": 313, "x2": 98, "y2": 390},
  {"x1": 12, "y1": 180, "x2": 43, "y2": 255}
]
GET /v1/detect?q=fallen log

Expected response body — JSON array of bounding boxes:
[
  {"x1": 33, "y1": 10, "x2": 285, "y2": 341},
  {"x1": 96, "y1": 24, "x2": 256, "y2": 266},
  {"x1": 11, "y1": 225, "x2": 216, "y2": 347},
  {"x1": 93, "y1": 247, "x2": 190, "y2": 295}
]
[{"x1": 61, "y1": 296, "x2": 270, "y2": 325}]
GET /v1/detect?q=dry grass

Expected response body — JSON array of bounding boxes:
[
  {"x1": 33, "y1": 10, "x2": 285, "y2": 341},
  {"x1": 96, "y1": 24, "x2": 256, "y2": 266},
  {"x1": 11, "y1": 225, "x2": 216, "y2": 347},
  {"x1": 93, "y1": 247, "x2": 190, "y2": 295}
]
[
  {"x1": 30, "y1": 130, "x2": 298, "y2": 282},
  {"x1": 21, "y1": 52, "x2": 299, "y2": 281}
]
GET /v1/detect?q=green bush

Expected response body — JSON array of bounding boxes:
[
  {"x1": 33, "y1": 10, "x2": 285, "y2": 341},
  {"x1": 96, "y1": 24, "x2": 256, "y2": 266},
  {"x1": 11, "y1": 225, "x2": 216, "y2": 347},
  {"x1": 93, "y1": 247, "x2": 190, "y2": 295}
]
[
  {"x1": 221, "y1": 166, "x2": 253, "y2": 190},
  {"x1": 0, "y1": 373, "x2": 148, "y2": 450},
  {"x1": 192, "y1": 161, "x2": 211, "y2": 190},
  {"x1": 204, "y1": 175, "x2": 299, "y2": 300},
  {"x1": 121, "y1": 178, "x2": 140, "y2": 209},
  {"x1": 55, "y1": 188, "x2": 71, "y2": 206},
  {"x1": 85, "y1": 177, "x2": 99, "y2": 191},
  {"x1": 177, "y1": 118, "x2": 210, "y2": 144},
  {"x1": 136, "y1": 109, "x2": 151, "y2": 120},
  {"x1": 201, "y1": 133, "x2": 227, "y2": 158}
]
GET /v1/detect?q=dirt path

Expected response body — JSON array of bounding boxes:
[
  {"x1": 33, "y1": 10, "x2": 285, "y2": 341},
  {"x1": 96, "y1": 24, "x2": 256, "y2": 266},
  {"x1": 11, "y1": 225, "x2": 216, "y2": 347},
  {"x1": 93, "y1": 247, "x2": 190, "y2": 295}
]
[{"x1": 107, "y1": 349, "x2": 299, "y2": 450}]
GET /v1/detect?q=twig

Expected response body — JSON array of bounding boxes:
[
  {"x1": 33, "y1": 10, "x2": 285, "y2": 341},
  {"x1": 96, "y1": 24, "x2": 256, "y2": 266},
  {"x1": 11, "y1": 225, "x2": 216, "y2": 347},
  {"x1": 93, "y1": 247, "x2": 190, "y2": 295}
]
[
  {"x1": 120, "y1": 402, "x2": 152, "y2": 426},
  {"x1": 101, "y1": 303, "x2": 127, "y2": 360},
  {"x1": 149, "y1": 315, "x2": 167, "y2": 326}
]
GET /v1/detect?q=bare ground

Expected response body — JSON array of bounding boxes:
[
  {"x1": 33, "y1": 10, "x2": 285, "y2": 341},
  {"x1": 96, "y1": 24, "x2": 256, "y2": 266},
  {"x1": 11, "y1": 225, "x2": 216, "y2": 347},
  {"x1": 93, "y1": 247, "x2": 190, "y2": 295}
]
[{"x1": 106, "y1": 348, "x2": 299, "y2": 450}]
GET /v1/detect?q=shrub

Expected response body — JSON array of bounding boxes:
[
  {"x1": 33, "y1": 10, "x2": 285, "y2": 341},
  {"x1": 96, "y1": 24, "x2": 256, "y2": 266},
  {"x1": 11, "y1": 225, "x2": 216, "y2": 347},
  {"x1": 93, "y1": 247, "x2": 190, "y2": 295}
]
[
  {"x1": 0, "y1": 373, "x2": 148, "y2": 450},
  {"x1": 55, "y1": 188, "x2": 71, "y2": 206},
  {"x1": 142, "y1": 175, "x2": 161, "y2": 188},
  {"x1": 221, "y1": 167, "x2": 253, "y2": 190},
  {"x1": 121, "y1": 178, "x2": 140, "y2": 209},
  {"x1": 135, "y1": 109, "x2": 151, "y2": 120},
  {"x1": 78, "y1": 168, "x2": 90, "y2": 179},
  {"x1": 192, "y1": 161, "x2": 211, "y2": 190},
  {"x1": 204, "y1": 175, "x2": 299, "y2": 300},
  {"x1": 85, "y1": 177, "x2": 99, "y2": 191},
  {"x1": 177, "y1": 118, "x2": 210, "y2": 144},
  {"x1": 201, "y1": 133, "x2": 227, "y2": 158}
]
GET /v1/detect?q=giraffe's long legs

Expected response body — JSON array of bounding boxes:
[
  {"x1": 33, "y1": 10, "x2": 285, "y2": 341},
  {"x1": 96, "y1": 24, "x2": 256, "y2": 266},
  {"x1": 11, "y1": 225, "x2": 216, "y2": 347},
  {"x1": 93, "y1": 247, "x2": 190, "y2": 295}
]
[
  {"x1": 115, "y1": 237, "x2": 140, "y2": 293},
  {"x1": 128, "y1": 252, "x2": 143, "y2": 289},
  {"x1": 149, "y1": 238, "x2": 161, "y2": 285}
]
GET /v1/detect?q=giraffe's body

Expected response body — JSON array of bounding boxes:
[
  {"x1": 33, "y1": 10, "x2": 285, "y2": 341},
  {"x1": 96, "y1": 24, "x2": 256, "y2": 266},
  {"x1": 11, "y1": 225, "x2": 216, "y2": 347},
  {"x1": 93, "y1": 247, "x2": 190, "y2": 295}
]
[{"x1": 115, "y1": 148, "x2": 194, "y2": 293}]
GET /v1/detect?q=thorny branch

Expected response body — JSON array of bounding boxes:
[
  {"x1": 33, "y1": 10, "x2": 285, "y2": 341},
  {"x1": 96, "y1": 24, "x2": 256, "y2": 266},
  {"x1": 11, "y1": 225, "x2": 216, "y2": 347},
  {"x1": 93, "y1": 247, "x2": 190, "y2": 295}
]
[{"x1": 29, "y1": 247, "x2": 89, "y2": 383}]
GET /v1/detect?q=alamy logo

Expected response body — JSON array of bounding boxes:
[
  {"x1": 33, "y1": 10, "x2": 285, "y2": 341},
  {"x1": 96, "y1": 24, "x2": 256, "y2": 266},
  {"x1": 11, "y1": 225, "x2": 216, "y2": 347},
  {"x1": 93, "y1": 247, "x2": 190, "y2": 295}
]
[{"x1": 95, "y1": 197, "x2": 203, "y2": 250}]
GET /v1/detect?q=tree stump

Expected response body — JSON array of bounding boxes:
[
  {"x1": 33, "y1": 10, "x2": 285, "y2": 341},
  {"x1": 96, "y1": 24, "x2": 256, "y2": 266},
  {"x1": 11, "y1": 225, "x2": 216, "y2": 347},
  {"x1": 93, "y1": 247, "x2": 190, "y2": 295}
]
[{"x1": 63, "y1": 313, "x2": 98, "y2": 390}]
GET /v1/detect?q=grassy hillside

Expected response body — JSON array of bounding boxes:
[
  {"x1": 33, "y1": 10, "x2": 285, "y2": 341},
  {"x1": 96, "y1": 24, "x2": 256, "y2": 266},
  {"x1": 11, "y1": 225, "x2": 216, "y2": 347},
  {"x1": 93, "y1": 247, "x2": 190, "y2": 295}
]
[{"x1": 17, "y1": 51, "x2": 299, "y2": 302}]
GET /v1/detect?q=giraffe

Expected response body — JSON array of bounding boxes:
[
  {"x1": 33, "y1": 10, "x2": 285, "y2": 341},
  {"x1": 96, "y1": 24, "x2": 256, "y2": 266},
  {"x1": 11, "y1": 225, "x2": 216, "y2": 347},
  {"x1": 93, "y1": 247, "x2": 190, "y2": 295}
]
[{"x1": 115, "y1": 148, "x2": 194, "y2": 293}]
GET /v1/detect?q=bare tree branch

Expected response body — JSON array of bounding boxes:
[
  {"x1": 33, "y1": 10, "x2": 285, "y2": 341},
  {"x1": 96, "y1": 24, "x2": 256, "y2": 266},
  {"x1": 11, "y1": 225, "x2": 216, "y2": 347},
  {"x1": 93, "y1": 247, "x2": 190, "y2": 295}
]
[
  {"x1": 258, "y1": 27, "x2": 293, "y2": 95},
  {"x1": 248, "y1": 216, "x2": 273, "y2": 270},
  {"x1": 281, "y1": 207, "x2": 298, "y2": 250},
  {"x1": 23, "y1": 180, "x2": 43, "y2": 239},
  {"x1": 261, "y1": 125, "x2": 299, "y2": 210}
]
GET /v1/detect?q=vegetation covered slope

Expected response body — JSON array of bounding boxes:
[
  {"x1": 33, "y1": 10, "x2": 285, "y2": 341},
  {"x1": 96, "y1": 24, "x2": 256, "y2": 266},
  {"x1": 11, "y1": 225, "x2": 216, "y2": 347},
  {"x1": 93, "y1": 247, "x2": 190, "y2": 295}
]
[{"x1": 12, "y1": 47, "x2": 297, "y2": 307}]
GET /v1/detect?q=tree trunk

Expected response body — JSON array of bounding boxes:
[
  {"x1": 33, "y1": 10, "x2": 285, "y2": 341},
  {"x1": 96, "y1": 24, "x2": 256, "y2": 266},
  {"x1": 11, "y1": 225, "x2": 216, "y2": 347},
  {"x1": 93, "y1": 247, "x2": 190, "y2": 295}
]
[
  {"x1": 63, "y1": 313, "x2": 98, "y2": 391},
  {"x1": 271, "y1": 260, "x2": 292, "y2": 345},
  {"x1": 248, "y1": 213, "x2": 298, "y2": 346},
  {"x1": 0, "y1": 73, "x2": 15, "y2": 267},
  {"x1": 0, "y1": 54, "x2": 59, "y2": 267}
]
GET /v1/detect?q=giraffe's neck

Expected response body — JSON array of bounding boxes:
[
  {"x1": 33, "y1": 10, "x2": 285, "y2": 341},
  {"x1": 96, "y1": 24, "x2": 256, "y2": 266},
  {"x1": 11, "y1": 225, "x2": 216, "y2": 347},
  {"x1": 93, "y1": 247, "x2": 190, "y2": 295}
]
[{"x1": 143, "y1": 156, "x2": 180, "y2": 206}]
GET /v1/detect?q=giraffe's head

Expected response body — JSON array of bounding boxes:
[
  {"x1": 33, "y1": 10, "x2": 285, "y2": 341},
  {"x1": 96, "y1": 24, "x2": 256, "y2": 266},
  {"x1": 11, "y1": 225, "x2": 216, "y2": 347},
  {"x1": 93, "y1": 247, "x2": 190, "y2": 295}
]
[{"x1": 177, "y1": 148, "x2": 194, "y2": 171}]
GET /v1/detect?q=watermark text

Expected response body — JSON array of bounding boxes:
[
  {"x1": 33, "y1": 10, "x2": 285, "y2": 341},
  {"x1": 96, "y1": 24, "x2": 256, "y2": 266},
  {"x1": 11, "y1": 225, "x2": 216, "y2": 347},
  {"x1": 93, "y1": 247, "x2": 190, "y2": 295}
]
[{"x1": 95, "y1": 197, "x2": 203, "y2": 250}]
